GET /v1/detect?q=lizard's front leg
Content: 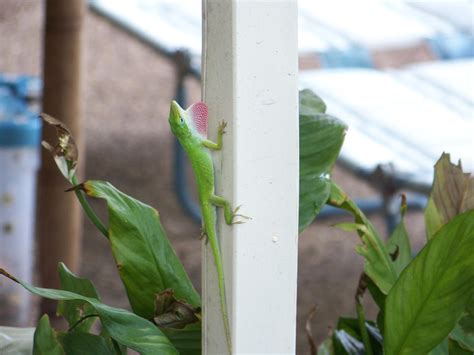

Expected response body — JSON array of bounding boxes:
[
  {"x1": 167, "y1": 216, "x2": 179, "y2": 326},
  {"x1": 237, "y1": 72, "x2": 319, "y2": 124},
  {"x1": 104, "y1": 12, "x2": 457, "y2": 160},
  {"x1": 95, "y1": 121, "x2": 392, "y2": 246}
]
[{"x1": 201, "y1": 121, "x2": 227, "y2": 150}]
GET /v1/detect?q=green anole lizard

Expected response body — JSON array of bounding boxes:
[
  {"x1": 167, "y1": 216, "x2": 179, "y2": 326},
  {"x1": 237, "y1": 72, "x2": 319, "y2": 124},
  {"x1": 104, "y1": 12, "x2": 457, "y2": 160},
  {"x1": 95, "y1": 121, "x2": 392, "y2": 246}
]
[{"x1": 168, "y1": 100, "x2": 244, "y2": 353}]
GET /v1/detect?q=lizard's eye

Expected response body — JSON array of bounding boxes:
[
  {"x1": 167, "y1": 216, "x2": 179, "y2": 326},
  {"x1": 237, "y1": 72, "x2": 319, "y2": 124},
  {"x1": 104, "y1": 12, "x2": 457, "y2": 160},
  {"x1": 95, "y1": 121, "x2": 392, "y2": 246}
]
[{"x1": 180, "y1": 118, "x2": 184, "y2": 124}]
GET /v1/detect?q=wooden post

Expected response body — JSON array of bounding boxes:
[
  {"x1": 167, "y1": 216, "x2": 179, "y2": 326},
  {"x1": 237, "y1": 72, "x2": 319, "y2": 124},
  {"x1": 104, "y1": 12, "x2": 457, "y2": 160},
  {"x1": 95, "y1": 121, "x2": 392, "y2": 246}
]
[
  {"x1": 203, "y1": 0, "x2": 299, "y2": 353},
  {"x1": 37, "y1": 0, "x2": 85, "y2": 315}
]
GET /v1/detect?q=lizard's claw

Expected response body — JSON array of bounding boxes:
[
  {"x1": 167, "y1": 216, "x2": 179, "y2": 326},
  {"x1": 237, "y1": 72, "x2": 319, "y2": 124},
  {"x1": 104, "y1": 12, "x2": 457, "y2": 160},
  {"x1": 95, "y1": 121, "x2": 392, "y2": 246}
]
[
  {"x1": 230, "y1": 205, "x2": 251, "y2": 224},
  {"x1": 218, "y1": 121, "x2": 228, "y2": 135},
  {"x1": 200, "y1": 228, "x2": 209, "y2": 244}
]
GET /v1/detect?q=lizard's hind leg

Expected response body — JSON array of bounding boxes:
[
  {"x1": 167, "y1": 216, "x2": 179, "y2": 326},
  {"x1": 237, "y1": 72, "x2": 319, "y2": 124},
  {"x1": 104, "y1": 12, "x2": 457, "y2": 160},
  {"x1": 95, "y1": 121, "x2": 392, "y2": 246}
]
[{"x1": 209, "y1": 194, "x2": 250, "y2": 225}]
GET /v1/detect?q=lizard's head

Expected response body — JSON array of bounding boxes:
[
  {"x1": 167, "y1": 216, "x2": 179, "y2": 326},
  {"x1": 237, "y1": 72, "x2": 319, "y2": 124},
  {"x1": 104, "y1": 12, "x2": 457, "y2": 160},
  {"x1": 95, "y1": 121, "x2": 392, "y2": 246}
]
[
  {"x1": 168, "y1": 100, "x2": 208, "y2": 140},
  {"x1": 168, "y1": 100, "x2": 190, "y2": 138}
]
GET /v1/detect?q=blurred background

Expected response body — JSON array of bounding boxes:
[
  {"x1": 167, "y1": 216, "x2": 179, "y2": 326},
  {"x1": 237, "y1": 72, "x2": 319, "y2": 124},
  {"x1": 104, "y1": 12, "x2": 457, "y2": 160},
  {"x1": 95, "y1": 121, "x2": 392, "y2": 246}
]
[{"x1": 0, "y1": 0, "x2": 472, "y2": 353}]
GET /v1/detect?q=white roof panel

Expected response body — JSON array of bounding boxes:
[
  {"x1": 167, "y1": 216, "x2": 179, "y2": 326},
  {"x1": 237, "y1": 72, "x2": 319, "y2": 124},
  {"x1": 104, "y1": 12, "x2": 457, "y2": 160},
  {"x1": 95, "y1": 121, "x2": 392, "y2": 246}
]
[
  {"x1": 90, "y1": 0, "x2": 463, "y2": 56},
  {"x1": 299, "y1": 69, "x2": 474, "y2": 186}
]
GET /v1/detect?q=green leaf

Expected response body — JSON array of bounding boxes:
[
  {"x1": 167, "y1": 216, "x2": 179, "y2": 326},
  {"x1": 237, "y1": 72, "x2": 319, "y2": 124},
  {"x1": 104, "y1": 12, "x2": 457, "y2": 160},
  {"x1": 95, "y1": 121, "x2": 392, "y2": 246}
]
[
  {"x1": 300, "y1": 88, "x2": 327, "y2": 115},
  {"x1": 57, "y1": 263, "x2": 99, "y2": 332},
  {"x1": 33, "y1": 315, "x2": 64, "y2": 355},
  {"x1": 162, "y1": 325, "x2": 201, "y2": 355},
  {"x1": 428, "y1": 339, "x2": 448, "y2": 355},
  {"x1": 386, "y1": 199, "x2": 412, "y2": 276},
  {"x1": 333, "y1": 330, "x2": 364, "y2": 355},
  {"x1": 81, "y1": 180, "x2": 201, "y2": 319},
  {"x1": 317, "y1": 337, "x2": 335, "y2": 355},
  {"x1": 457, "y1": 296, "x2": 474, "y2": 336},
  {"x1": 425, "y1": 153, "x2": 474, "y2": 239},
  {"x1": 328, "y1": 182, "x2": 397, "y2": 294},
  {"x1": 332, "y1": 318, "x2": 383, "y2": 355},
  {"x1": 299, "y1": 89, "x2": 347, "y2": 232},
  {"x1": 100, "y1": 330, "x2": 127, "y2": 355},
  {"x1": 0, "y1": 269, "x2": 178, "y2": 355},
  {"x1": 0, "y1": 326, "x2": 35, "y2": 355},
  {"x1": 448, "y1": 339, "x2": 472, "y2": 355},
  {"x1": 450, "y1": 322, "x2": 474, "y2": 352},
  {"x1": 384, "y1": 210, "x2": 474, "y2": 355},
  {"x1": 58, "y1": 332, "x2": 115, "y2": 355}
]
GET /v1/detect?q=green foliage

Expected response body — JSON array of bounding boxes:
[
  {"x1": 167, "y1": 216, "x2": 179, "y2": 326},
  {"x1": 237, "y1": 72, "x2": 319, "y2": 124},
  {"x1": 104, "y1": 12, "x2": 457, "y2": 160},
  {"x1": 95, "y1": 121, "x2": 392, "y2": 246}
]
[
  {"x1": 2, "y1": 94, "x2": 473, "y2": 355},
  {"x1": 384, "y1": 210, "x2": 474, "y2": 355},
  {"x1": 57, "y1": 263, "x2": 99, "y2": 333},
  {"x1": 328, "y1": 182, "x2": 397, "y2": 295},
  {"x1": 33, "y1": 315, "x2": 64, "y2": 355},
  {"x1": 448, "y1": 339, "x2": 472, "y2": 355},
  {"x1": 333, "y1": 318, "x2": 382, "y2": 355},
  {"x1": 299, "y1": 89, "x2": 347, "y2": 232},
  {"x1": 386, "y1": 200, "x2": 412, "y2": 276},
  {"x1": 450, "y1": 322, "x2": 474, "y2": 353},
  {"x1": 317, "y1": 338, "x2": 334, "y2": 355},
  {"x1": 57, "y1": 332, "x2": 116, "y2": 355},
  {"x1": 0, "y1": 269, "x2": 178, "y2": 354},
  {"x1": 81, "y1": 180, "x2": 201, "y2": 318},
  {"x1": 313, "y1": 150, "x2": 474, "y2": 355},
  {"x1": 33, "y1": 314, "x2": 119, "y2": 355},
  {"x1": 162, "y1": 325, "x2": 201, "y2": 355},
  {"x1": 425, "y1": 153, "x2": 474, "y2": 239}
]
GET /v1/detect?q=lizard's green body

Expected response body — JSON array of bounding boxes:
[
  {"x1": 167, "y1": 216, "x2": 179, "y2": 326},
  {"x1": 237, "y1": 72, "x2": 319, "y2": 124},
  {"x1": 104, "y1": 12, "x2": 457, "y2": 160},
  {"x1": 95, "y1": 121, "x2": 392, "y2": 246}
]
[{"x1": 169, "y1": 100, "x2": 238, "y2": 352}]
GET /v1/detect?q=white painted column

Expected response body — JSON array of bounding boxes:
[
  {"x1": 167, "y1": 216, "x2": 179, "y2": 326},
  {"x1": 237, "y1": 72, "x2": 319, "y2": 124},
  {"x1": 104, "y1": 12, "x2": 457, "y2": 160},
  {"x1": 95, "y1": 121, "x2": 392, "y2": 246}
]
[{"x1": 202, "y1": 1, "x2": 299, "y2": 354}]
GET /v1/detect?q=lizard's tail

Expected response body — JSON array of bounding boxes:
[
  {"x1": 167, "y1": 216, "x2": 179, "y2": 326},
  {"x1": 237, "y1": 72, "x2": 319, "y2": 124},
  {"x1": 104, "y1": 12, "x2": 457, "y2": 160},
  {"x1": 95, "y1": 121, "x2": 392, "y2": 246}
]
[{"x1": 208, "y1": 232, "x2": 232, "y2": 353}]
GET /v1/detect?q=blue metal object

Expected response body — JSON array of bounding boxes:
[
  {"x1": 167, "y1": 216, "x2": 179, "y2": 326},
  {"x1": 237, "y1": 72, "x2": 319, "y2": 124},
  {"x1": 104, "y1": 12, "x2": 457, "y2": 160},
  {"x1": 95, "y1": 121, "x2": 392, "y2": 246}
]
[
  {"x1": 429, "y1": 32, "x2": 474, "y2": 59},
  {"x1": 0, "y1": 74, "x2": 42, "y2": 326},
  {"x1": 0, "y1": 116, "x2": 42, "y2": 147},
  {"x1": 319, "y1": 46, "x2": 373, "y2": 68},
  {"x1": 0, "y1": 75, "x2": 42, "y2": 147}
]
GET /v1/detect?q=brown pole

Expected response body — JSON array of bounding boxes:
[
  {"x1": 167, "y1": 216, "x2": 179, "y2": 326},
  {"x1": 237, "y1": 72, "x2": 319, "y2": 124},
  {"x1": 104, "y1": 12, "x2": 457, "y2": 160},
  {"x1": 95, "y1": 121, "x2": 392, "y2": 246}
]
[{"x1": 37, "y1": 0, "x2": 85, "y2": 316}]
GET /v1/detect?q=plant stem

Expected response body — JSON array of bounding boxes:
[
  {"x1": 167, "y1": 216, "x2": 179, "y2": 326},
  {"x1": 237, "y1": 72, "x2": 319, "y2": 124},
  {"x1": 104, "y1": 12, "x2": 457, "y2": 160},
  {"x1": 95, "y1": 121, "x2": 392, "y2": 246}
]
[
  {"x1": 68, "y1": 313, "x2": 99, "y2": 332},
  {"x1": 70, "y1": 174, "x2": 109, "y2": 238},
  {"x1": 356, "y1": 297, "x2": 374, "y2": 355}
]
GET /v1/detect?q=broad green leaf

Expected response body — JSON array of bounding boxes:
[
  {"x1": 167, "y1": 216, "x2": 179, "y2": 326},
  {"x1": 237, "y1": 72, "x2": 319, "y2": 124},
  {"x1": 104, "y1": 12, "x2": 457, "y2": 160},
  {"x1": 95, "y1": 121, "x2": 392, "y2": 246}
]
[
  {"x1": 0, "y1": 269, "x2": 178, "y2": 355},
  {"x1": 162, "y1": 325, "x2": 201, "y2": 355},
  {"x1": 450, "y1": 323, "x2": 474, "y2": 352},
  {"x1": 81, "y1": 180, "x2": 200, "y2": 319},
  {"x1": 386, "y1": 198, "x2": 412, "y2": 276},
  {"x1": 425, "y1": 153, "x2": 474, "y2": 239},
  {"x1": 328, "y1": 182, "x2": 397, "y2": 294},
  {"x1": 456, "y1": 296, "x2": 474, "y2": 337},
  {"x1": 428, "y1": 339, "x2": 448, "y2": 355},
  {"x1": 33, "y1": 315, "x2": 64, "y2": 355},
  {"x1": 384, "y1": 210, "x2": 474, "y2": 355},
  {"x1": 448, "y1": 339, "x2": 471, "y2": 355},
  {"x1": 58, "y1": 332, "x2": 115, "y2": 355},
  {"x1": 367, "y1": 279, "x2": 386, "y2": 311},
  {"x1": 100, "y1": 329, "x2": 127, "y2": 355},
  {"x1": 300, "y1": 88, "x2": 327, "y2": 115},
  {"x1": 57, "y1": 263, "x2": 99, "y2": 332},
  {"x1": 299, "y1": 89, "x2": 347, "y2": 232},
  {"x1": 0, "y1": 326, "x2": 34, "y2": 355}
]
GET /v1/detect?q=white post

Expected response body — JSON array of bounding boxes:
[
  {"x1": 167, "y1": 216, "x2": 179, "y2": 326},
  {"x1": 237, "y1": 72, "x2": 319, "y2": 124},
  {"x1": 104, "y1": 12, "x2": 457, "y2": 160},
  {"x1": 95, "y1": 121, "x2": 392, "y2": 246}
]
[{"x1": 203, "y1": 1, "x2": 299, "y2": 354}]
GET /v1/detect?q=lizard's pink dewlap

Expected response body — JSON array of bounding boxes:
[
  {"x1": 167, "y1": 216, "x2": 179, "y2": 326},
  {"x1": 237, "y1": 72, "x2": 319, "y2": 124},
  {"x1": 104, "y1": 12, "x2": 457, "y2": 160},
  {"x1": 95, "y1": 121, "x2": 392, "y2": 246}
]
[{"x1": 188, "y1": 102, "x2": 208, "y2": 137}]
